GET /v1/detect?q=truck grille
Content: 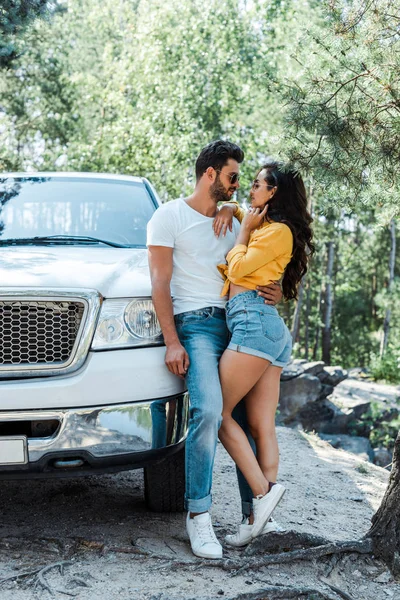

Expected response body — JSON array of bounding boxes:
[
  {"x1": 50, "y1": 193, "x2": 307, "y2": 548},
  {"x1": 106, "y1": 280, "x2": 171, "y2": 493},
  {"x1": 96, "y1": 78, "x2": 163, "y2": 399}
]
[{"x1": 0, "y1": 300, "x2": 85, "y2": 366}]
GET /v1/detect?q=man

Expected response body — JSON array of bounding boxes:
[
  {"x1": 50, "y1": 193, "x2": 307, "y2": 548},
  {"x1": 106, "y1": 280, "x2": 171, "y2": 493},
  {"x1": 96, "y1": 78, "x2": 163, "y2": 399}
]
[{"x1": 147, "y1": 140, "x2": 282, "y2": 559}]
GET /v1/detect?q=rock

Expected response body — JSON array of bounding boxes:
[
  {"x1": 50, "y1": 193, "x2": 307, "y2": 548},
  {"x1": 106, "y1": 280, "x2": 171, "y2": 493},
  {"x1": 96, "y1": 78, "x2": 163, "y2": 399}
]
[
  {"x1": 298, "y1": 398, "x2": 333, "y2": 431},
  {"x1": 348, "y1": 366, "x2": 374, "y2": 380},
  {"x1": 316, "y1": 370, "x2": 330, "y2": 383},
  {"x1": 298, "y1": 394, "x2": 367, "y2": 434},
  {"x1": 281, "y1": 361, "x2": 305, "y2": 381},
  {"x1": 322, "y1": 366, "x2": 348, "y2": 386},
  {"x1": 279, "y1": 374, "x2": 322, "y2": 422},
  {"x1": 281, "y1": 363, "x2": 399, "y2": 437},
  {"x1": 373, "y1": 447, "x2": 393, "y2": 468},
  {"x1": 319, "y1": 433, "x2": 374, "y2": 462},
  {"x1": 334, "y1": 378, "x2": 400, "y2": 406},
  {"x1": 329, "y1": 391, "x2": 372, "y2": 419},
  {"x1": 300, "y1": 378, "x2": 400, "y2": 434},
  {"x1": 318, "y1": 383, "x2": 334, "y2": 400},
  {"x1": 300, "y1": 361, "x2": 325, "y2": 376},
  {"x1": 374, "y1": 570, "x2": 392, "y2": 584}
]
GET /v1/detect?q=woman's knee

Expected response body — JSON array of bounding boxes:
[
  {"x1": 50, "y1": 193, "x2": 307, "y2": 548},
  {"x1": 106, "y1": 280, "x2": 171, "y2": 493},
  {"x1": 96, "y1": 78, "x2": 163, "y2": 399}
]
[
  {"x1": 247, "y1": 420, "x2": 276, "y2": 441},
  {"x1": 221, "y1": 408, "x2": 237, "y2": 424}
]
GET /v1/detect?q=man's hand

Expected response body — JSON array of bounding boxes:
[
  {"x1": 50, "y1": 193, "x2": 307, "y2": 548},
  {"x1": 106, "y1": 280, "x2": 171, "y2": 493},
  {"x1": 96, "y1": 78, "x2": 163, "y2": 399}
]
[
  {"x1": 257, "y1": 281, "x2": 283, "y2": 305},
  {"x1": 213, "y1": 205, "x2": 236, "y2": 238},
  {"x1": 165, "y1": 341, "x2": 190, "y2": 379}
]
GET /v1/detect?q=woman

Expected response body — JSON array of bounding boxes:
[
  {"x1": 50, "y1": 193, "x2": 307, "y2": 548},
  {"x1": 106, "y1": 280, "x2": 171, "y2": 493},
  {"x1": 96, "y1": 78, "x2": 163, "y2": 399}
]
[{"x1": 214, "y1": 158, "x2": 314, "y2": 544}]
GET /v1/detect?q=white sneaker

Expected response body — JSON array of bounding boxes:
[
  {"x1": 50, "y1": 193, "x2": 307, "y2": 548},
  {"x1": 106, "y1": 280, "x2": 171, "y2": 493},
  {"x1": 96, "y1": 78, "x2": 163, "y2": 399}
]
[
  {"x1": 225, "y1": 517, "x2": 284, "y2": 547},
  {"x1": 251, "y1": 483, "x2": 285, "y2": 539},
  {"x1": 186, "y1": 512, "x2": 223, "y2": 559}
]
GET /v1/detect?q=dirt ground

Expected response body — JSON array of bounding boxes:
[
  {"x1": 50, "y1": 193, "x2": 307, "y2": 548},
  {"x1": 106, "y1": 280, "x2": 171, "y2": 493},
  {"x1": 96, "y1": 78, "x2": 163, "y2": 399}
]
[{"x1": 0, "y1": 427, "x2": 397, "y2": 600}]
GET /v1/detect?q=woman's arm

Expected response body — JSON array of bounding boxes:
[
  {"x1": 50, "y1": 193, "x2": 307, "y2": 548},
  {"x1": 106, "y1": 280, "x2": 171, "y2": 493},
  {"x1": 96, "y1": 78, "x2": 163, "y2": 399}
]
[
  {"x1": 213, "y1": 203, "x2": 246, "y2": 237},
  {"x1": 232, "y1": 205, "x2": 268, "y2": 248},
  {"x1": 227, "y1": 222, "x2": 293, "y2": 281}
]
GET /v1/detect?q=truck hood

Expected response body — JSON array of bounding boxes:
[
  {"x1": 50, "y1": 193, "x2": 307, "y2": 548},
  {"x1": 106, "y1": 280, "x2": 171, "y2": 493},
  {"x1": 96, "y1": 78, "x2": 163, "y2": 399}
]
[{"x1": 0, "y1": 246, "x2": 151, "y2": 298}]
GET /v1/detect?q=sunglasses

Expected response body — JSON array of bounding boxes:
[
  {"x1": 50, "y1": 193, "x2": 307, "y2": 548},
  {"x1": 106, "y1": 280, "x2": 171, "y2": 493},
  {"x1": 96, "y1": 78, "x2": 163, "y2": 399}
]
[
  {"x1": 214, "y1": 169, "x2": 240, "y2": 185},
  {"x1": 252, "y1": 180, "x2": 275, "y2": 190}
]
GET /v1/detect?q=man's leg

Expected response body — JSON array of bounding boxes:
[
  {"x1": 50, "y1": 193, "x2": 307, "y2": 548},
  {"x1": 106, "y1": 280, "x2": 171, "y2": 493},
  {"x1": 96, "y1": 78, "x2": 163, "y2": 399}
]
[
  {"x1": 176, "y1": 308, "x2": 228, "y2": 513},
  {"x1": 175, "y1": 308, "x2": 228, "y2": 559}
]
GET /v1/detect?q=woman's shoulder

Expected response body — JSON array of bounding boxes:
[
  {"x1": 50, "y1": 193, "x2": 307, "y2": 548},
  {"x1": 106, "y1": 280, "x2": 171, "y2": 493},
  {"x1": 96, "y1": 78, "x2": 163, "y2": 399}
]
[
  {"x1": 263, "y1": 220, "x2": 293, "y2": 238},
  {"x1": 254, "y1": 221, "x2": 293, "y2": 253}
]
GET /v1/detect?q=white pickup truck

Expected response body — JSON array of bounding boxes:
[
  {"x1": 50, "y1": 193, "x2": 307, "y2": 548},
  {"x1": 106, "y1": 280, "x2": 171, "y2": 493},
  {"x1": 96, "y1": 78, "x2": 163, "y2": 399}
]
[{"x1": 0, "y1": 173, "x2": 187, "y2": 512}]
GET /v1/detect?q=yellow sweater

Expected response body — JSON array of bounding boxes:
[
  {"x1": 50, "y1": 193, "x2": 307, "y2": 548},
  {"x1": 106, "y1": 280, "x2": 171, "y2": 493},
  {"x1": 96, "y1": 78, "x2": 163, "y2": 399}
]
[{"x1": 217, "y1": 206, "x2": 293, "y2": 297}]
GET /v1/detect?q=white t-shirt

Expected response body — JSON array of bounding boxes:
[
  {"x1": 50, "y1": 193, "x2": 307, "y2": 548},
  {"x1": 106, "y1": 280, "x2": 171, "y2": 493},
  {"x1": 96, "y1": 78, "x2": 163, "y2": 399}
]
[{"x1": 147, "y1": 199, "x2": 240, "y2": 315}]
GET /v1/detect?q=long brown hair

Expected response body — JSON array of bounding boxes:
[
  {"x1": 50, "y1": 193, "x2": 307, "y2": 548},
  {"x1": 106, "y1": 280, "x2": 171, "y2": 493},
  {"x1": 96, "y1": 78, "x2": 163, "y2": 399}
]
[{"x1": 260, "y1": 158, "x2": 315, "y2": 300}]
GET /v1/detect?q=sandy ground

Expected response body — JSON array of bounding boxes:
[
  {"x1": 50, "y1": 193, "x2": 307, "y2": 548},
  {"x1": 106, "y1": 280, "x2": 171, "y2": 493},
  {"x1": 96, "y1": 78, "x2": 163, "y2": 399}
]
[{"x1": 0, "y1": 427, "x2": 397, "y2": 600}]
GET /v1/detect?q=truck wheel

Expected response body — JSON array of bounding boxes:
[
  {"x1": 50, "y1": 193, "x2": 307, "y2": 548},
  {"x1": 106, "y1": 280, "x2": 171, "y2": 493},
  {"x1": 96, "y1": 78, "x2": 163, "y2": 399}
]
[{"x1": 144, "y1": 446, "x2": 185, "y2": 512}]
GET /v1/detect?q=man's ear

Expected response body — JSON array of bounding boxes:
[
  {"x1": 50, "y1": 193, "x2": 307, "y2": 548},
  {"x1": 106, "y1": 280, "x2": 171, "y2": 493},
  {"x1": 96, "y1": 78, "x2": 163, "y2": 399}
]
[{"x1": 205, "y1": 166, "x2": 216, "y2": 181}]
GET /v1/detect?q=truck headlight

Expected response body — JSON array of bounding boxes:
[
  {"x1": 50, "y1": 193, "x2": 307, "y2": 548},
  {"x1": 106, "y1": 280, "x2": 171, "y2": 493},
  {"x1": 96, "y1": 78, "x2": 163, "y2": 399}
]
[{"x1": 92, "y1": 298, "x2": 163, "y2": 350}]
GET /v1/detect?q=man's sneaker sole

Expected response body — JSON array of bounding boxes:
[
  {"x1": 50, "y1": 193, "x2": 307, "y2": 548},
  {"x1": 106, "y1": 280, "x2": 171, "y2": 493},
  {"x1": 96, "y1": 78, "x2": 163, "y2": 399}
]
[{"x1": 191, "y1": 547, "x2": 223, "y2": 559}]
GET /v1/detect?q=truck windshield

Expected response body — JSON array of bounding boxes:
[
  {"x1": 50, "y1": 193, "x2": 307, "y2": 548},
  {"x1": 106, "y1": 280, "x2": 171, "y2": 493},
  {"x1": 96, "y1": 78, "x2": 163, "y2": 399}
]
[{"x1": 0, "y1": 176, "x2": 157, "y2": 248}]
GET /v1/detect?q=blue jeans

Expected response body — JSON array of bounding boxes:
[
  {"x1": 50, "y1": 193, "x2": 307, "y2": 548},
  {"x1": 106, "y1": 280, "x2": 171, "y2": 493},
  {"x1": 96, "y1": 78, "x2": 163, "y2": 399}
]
[
  {"x1": 175, "y1": 306, "x2": 254, "y2": 515},
  {"x1": 226, "y1": 290, "x2": 292, "y2": 366}
]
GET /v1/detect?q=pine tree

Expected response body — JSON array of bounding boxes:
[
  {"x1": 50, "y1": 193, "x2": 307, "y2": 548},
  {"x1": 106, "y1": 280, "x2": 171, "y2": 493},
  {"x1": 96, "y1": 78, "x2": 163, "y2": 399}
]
[{"x1": 0, "y1": 0, "x2": 49, "y2": 67}]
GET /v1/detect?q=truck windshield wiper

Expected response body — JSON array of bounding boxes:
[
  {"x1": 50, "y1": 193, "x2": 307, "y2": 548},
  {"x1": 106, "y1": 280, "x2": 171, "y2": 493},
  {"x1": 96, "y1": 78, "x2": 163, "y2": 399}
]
[{"x1": 0, "y1": 235, "x2": 125, "y2": 248}]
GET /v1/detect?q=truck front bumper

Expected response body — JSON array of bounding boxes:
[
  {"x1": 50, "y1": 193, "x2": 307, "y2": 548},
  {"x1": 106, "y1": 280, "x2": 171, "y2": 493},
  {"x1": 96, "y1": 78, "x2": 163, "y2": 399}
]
[{"x1": 0, "y1": 393, "x2": 188, "y2": 479}]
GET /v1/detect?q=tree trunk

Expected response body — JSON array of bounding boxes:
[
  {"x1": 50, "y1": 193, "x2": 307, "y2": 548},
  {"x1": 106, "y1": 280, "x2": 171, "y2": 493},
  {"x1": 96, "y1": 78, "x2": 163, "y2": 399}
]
[
  {"x1": 380, "y1": 219, "x2": 396, "y2": 357},
  {"x1": 305, "y1": 277, "x2": 311, "y2": 360},
  {"x1": 372, "y1": 271, "x2": 377, "y2": 320},
  {"x1": 368, "y1": 430, "x2": 400, "y2": 576},
  {"x1": 322, "y1": 241, "x2": 335, "y2": 364},
  {"x1": 291, "y1": 276, "x2": 306, "y2": 345},
  {"x1": 312, "y1": 283, "x2": 323, "y2": 360}
]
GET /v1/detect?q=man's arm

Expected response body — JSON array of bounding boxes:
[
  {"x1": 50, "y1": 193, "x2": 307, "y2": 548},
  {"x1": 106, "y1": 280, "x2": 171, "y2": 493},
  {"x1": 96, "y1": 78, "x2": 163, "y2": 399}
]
[
  {"x1": 148, "y1": 245, "x2": 189, "y2": 379},
  {"x1": 257, "y1": 282, "x2": 283, "y2": 305}
]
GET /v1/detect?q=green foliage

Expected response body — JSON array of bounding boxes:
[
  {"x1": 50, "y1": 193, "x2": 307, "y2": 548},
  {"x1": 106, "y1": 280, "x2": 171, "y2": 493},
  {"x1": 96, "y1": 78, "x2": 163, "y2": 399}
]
[
  {"x1": 0, "y1": 0, "x2": 50, "y2": 68},
  {"x1": 355, "y1": 463, "x2": 370, "y2": 475},
  {"x1": 370, "y1": 342, "x2": 400, "y2": 384},
  {"x1": 291, "y1": 209, "x2": 400, "y2": 368},
  {"x1": 0, "y1": 0, "x2": 399, "y2": 375},
  {"x1": 283, "y1": 0, "x2": 400, "y2": 214},
  {"x1": 350, "y1": 401, "x2": 400, "y2": 452},
  {"x1": 369, "y1": 418, "x2": 400, "y2": 452},
  {"x1": 0, "y1": 0, "x2": 294, "y2": 197}
]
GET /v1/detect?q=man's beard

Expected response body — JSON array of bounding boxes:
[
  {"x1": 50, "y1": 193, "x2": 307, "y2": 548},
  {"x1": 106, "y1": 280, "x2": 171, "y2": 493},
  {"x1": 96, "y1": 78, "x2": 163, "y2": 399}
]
[{"x1": 210, "y1": 174, "x2": 234, "y2": 203}]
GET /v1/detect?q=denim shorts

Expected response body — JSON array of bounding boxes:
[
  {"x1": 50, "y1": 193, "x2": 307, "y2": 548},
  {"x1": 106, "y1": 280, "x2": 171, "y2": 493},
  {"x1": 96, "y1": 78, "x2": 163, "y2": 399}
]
[{"x1": 225, "y1": 290, "x2": 292, "y2": 367}]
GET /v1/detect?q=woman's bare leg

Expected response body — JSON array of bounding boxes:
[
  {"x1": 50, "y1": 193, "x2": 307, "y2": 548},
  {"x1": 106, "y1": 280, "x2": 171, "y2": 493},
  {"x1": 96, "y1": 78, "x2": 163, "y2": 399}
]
[
  {"x1": 244, "y1": 365, "x2": 282, "y2": 522},
  {"x1": 218, "y1": 349, "x2": 271, "y2": 497},
  {"x1": 246, "y1": 365, "x2": 282, "y2": 483}
]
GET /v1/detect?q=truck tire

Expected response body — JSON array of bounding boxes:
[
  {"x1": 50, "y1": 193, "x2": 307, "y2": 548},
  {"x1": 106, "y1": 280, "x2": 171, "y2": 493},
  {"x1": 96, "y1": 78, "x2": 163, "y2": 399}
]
[{"x1": 144, "y1": 446, "x2": 185, "y2": 512}]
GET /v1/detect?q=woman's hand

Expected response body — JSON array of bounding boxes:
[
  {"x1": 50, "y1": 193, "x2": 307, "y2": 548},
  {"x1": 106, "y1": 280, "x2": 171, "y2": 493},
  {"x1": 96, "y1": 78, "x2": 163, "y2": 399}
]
[
  {"x1": 213, "y1": 204, "x2": 236, "y2": 238},
  {"x1": 241, "y1": 206, "x2": 268, "y2": 232}
]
